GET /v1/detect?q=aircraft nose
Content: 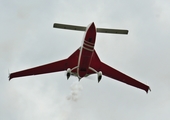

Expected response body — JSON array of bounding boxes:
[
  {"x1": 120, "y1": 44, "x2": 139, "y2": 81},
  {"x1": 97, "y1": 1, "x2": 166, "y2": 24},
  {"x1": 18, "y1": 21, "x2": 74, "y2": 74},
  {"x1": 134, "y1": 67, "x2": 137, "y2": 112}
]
[
  {"x1": 87, "y1": 22, "x2": 96, "y2": 33},
  {"x1": 84, "y1": 22, "x2": 96, "y2": 43},
  {"x1": 90, "y1": 22, "x2": 95, "y2": 28}
]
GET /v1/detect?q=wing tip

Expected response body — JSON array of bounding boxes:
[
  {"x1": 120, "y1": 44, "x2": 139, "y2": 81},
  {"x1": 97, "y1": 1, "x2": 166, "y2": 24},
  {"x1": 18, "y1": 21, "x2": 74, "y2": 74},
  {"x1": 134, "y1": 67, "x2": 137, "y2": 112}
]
[
  {"x1": 9, "y1": 74, "x2": 12, "y2": 81},
  {"x1": 8, "y1": 72, "x2": 13, "y2": 81},
  {"x1": 8, "y1": 69, "x2": 11, "y2": 81},
  {"x1": 146, "y1": 87, "x2": 151, "y2": 93}
]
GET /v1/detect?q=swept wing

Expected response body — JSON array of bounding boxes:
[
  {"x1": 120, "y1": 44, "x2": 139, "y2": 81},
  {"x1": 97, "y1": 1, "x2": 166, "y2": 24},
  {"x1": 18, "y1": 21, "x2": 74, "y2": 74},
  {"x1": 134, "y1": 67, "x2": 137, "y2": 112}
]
[
  {"x1": 89, "y1": 50, "x2": 150, "y2": 93},
  {"x1": 9, "y1": 48, "x2": 80, "y2": 80}
]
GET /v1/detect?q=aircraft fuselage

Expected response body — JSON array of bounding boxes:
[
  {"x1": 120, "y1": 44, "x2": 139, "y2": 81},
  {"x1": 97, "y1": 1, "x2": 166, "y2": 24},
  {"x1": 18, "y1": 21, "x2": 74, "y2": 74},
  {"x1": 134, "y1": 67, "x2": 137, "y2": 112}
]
[{"x1": 77, "y1": 22, "x2": 96, "y2": 78}]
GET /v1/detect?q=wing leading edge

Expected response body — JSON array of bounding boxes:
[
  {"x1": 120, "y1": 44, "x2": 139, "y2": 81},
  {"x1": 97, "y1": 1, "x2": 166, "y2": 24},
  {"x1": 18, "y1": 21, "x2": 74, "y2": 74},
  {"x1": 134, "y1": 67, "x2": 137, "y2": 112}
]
[{"x1": 89, "y1": 50, "x2": 150, "y2": 93}]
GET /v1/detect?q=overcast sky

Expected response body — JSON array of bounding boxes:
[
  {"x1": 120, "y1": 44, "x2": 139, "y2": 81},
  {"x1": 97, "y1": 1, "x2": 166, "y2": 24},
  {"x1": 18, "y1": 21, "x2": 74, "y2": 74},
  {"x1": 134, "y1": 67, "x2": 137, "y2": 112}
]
[{"x1": 1, "y1": 0, "x2": 170, "y2": 120}]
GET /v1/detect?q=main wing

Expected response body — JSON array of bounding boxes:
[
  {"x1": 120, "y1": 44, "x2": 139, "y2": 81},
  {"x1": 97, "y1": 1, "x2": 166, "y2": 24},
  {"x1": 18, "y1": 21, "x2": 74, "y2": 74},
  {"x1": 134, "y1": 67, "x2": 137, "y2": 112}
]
[
  {"x1": 9, "y1": 48, "x2": 80, "y2": 80},
  {"x1": 89, "y1": 50, "x2": 150, "y2": 93},
  {"x1": 9, "y1": 59, "x2": 68, "y2": 80}
]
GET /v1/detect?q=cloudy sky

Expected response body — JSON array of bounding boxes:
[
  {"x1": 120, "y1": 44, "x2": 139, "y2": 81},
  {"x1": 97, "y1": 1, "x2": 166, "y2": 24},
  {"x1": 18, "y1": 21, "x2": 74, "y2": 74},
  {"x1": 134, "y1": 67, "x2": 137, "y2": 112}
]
[{"x1": 1, "y1": 0, "x2": 170, "y2": 119}]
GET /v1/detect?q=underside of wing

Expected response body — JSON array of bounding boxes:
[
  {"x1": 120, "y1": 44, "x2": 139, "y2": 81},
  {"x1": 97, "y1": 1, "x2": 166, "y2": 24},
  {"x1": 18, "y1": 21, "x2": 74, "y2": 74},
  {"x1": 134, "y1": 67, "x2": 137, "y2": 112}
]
[
  {"x1": 9, "y1": 59, "x2": 68, "y2": 80},
  {"x1": 9, "y1": 48, "x2": 80, "y2": 80},
  {"x1": 100, "y1": 62, "x2": 150, "y2": 93},
  {"x1": 89, "y1": 50, "x2": 150, "y2": 93}
]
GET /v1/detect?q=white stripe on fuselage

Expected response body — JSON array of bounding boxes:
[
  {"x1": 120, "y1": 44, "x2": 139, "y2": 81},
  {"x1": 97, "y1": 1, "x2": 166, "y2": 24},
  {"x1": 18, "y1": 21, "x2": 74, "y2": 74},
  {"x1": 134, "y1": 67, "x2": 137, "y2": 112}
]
[
  {"x1": 84, "y1": 40, "x2": 94, "y2": 45},
  {"x1": 83, "y1": 46, "x2": 94, "y2": 52},
  {"x1": 83, "y1": 41, "x2": 94, "y2": 51},
  {"x1": 83, "y1": 42, "x2": 94, "y2": 48},
  {"x1": 77, "y1": 41, "x2": 84, "y2": 79}
]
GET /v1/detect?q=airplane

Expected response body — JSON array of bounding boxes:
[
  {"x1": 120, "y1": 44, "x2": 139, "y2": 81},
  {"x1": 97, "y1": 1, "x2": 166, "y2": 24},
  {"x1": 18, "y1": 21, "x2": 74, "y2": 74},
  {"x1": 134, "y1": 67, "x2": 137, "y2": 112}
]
[{"x1": 9, "y1": 22, "x2": 151, "y2": 93}]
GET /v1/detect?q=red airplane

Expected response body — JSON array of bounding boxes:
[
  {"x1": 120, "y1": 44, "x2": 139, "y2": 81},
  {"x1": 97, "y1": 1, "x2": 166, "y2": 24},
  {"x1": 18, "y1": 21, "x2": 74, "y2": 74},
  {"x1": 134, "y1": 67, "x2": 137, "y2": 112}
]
[{"x1": 9, "y1": 22, "x2": 150, "y2": 93}]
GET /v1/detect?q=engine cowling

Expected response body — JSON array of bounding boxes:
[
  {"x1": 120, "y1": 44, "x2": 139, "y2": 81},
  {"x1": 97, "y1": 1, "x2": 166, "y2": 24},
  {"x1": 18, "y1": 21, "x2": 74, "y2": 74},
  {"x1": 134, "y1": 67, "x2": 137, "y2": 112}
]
[
  {"x1": 97, "y1": 71, "x2": 102, "y2": 83},
  {"x1": 66, "y1": 68, "x2": 71, "y2": 79}
]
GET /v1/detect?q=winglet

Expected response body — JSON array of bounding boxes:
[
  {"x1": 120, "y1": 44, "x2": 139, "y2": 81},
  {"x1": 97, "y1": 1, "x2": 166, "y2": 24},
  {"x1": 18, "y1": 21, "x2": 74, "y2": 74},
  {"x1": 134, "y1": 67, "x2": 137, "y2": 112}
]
[
  {"x1": 9, "y1": 75, "x2": 12, "y2": 81},
  {"x1": 8, "y1": 69, "x2": 14, "y2": 81},
  {"x1": 146, "y1": 87, "x2": 151, "y2": 94},
  {"x1": 8, "y1": 69, "x2": 11, "y2": 81}
]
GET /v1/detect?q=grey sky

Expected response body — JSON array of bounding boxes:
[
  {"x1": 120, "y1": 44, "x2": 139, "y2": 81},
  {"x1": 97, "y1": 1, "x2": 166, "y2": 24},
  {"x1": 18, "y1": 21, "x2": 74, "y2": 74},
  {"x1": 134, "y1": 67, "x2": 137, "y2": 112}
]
[{"x1": 1, "y1": 0, "x2": 170, "y2": 120}]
